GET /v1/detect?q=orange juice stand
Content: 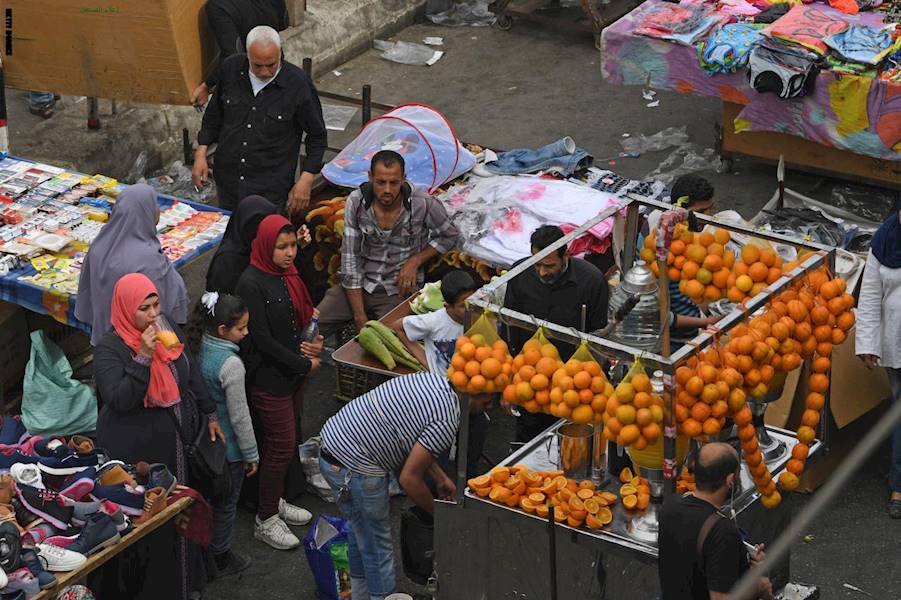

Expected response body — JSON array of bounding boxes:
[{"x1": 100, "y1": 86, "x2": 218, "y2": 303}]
[{"x1": 431, "y1": 194, "x2": 832, "y2": 598}]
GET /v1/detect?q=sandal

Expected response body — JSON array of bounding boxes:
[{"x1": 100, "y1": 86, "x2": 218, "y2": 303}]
[
  {"x1": 28, "y1": 102, "x2": 54, "y2": 119},
  {"x1": 889, "y1": 498, "x2": 901, "y2": 519}
]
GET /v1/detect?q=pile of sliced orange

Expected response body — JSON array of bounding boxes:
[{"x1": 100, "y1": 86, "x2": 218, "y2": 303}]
[
  {"x1": 618, "y1": 468, "x2": 651, "y2": 511},
  {"x1": 467, "y1": 464, "x2": 618, "y2": 530}
]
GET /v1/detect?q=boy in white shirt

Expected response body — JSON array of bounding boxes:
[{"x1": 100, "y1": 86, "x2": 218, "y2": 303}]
[
  {"x1": 392, "y1": 270, "x2": 479, "y2": 376},
  {"x1": 391, "y1": 270, "x2": 486, "y2": 478}
]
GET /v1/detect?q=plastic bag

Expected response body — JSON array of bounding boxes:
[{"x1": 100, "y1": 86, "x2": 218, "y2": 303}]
[
  {"x1": 503, "y1": 327, "x2": 562, "y2": 414},
  {"x1": 463, "y1": 311, "x2": 501, "y2": 345},
  {"x1": 448, "y1": 311, "x2": 513, "y2": 393},
  {"x1": 298, "y1": 437, "x2": 337, "y2": 503},
  {"x1": 374, "y1": 40, "x2": 443, "y2": 66},
  {"x1": 303, "y1": 515, "x2": 353, "y2": 600},
  {"x1": 643, "y1": 144, "x2": 722, "y2": 185},
  {"x1": 605, "y1": 358, "x2": 665, "y2": 452},
  {"x1": 621, "y1": 126, "x2": 690, "y2": 154},
  {"x1": 427, "y1": 0, "x2": 496, "y2": 26},
  {"x1": 570, "y1": 339, "x2": 600, "y2": 363},
  {"x1": 22, "y1": 331, "x2": 97, "y2": 437}
]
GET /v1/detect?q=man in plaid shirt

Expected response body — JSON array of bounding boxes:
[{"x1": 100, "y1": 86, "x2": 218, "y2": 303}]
[{"x1": 317, "y1": 150, "x2": 460, "y2": 337}]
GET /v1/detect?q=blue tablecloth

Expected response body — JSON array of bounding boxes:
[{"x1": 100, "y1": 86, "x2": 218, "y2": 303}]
[{"x1": 0, "y1": 193, "x2": 229, "y2": 333}]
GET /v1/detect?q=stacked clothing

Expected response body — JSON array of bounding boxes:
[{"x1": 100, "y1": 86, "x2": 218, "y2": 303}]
[
  {"x1": 634, "y1": 3, "x2": 728, "y2": 45},
  {"x1": 698, "y1": 23, "x2": 767, "y2": 75},
  {"x1": 748, "y1": 37, "x2": 822, "y2": 99},
  {"x1": 825, "y1": 25, "x2": 899, "y2": 65},
  {"x1": 761, "y1": 5, "x2": 849, "y2": 54}
]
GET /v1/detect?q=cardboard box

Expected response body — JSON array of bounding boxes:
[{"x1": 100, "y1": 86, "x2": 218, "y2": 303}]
[
  {"x1": 0, "y1": 300, "x2": 29, "y2": 397},
  {"x1": 2, "y1": 0, "x2": 217, "y2": 105}
]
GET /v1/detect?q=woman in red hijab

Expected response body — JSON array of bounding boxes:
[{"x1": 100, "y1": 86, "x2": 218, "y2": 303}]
[
  {"x1": 93, "y1": 273, "x2": 223, "y2": 600},
  {"x1": 235, "y1": 214, "x2": 323, "y2": 550}
]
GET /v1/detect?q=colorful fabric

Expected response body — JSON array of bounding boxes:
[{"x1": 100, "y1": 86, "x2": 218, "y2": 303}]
[
  {"x1": 825, "y1": 25, "x2": 897, "y2": 66},
  {"x1": 762, "y1": 5, "x2": 848, "y2": 54},
  {"x1": 634, "y1": 4, "x2": 726, "y2": 46},
  {"x1": 827, "y1": 55, "x2": 877, "y2": 77},
  {"x1": 698, "y1": 24, "x2": 766, "y2": 75},
  {"x1": 110, "y1": 273, "x2": 184, "y2": 409},
  {"x1": 718, "y1": 0, "x2": 761, "y2": 17},
  {"x1": 249, "y1": 214, "x2": 314, "y2": 329},
  {"x1": 600, "y1": 0, "x2": 901, "y2": 160}
]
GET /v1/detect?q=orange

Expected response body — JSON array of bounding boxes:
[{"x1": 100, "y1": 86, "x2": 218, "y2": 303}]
[
  {"x1": 808, "y1": 374, "x2": 829, "y2": 393},
  {"x1": 635, "y1": 407, "x2": 653, "y2": 427},
  {"x1": 451, "y1": 371, "x2": 469, "y2": 390},
  {"x1": 714, "y1": 228, "x2": 731, "y2": 245},
  {"x1": 778, "y1": 471, "x2": 800, "y2": 492},
  {"x1": 737, "y1": 424, "x2": 756, "y2": 442},
  {"x1": 539, "y1": 344, "x2": 559, "y2": 359},
  {"x1": 565, "y1": 360, "x2": 583, "y2": 376},
  {"x1": 474, "y1": 346, "x2": 492, "y2": 362},
  {"x1": 616, "y1": 404, "x2": 637, "y2": 425},
  {"x1": 682, "y1": 260, "x2": 700, "y2": 280},
  {"x1": 530, "y1": 373, "x2": 549, "y2": 392},
  {"x1": 797, "y1": 426, "x2": 816, "y2": 444},
  {"x1": 681, "y1": 418, "x2": 702, "y2": 438},
  {"x1": 622, "y1": 495, "x2": 638, "y2": 510},
  {"x1": 468, "y1": 375, "x2": 487, "y2": 392},
  {"x1": 759, "y1": 248, "x2": 777, "y2": 267},
  {"x1": 516, "y1": 382, "x2": 534, "y2": 403},
  {"x1": 642, "y1": 422, "x2": 662, "y2": 442},
  {"x1": 837, "y1": 312, "x2": 855, "y2": 331},
  {"x1": 786, "y1": 459, "x2": 805, "y2": 475},
  {"x1": 685, "y1": 376, "x2": 704, "y2": 396},
  {"x1": 748, "y1": 262, "x2": 768, "y2": 283},
  {"x1": 766, "y1": 267, "x2": 782, "y2": 284},
  {"x1": 619, "y1": 467, "x2": 634, "y2": 483},
  {"x1": 684, "y1": 280, "x2": 705, "y2": 301},
  {"x1": 636, "y1": 493, "x2": 651, "y2": 511},
  {"x1": 816, "y1": 342, "x2": 833, "y2": 358},
  {"x1": 535, "y1": 356, "x2": 559, "y2": 378},
  {"x1": 566, "y1": 515, "x2": 584, "y2": 528},
  {"x1": 553, "y1": 506, "x2": 567, "y2": 523},
  {"x1": 805, "y1": 392, "x2": 825, "y2": 411},
  {"x1": 801, "y1": 409, "x2": 820, "y2": 429},
  {"x1": 606, "y1": 417, "x2": 623, "y2": 436},
  {"x1": 726, "y1": 389, "x2": 747, "y2": 412},
  {"x1": 792, "y1": 444, "x2": 809, "y2": 461},
  {"x1": 459, "y1": 342, "x2": 476, "y2": 360},
  {"x1": 733, "y1": 406, "x2": 753, "y2": 426},
  {"x1": 480, "y1": 357, "x2": 502, "y2": 379},
  {"x1": 615, "y1": 382, "x2": 636, "y2": 403},
  {"x1": 703, "y1": 254, "x2": 723, "y2": 272},
  {"x1": 702, "y1": 417, "x2": 721, "y2": 437},
  {"x1": 571, "y1": 405, "x2": 594, "y2": 424},
  {"x1": 760, "y1": 491, "x2": 782, "y2": 510},
  {"x1": 698, "y1": 231, "x2": 715, "y2": 247},
  {"x1": 741, "y1": 245, "x2": 760, "y2": 265},
  {"x1": 523, "y1": 347, "x2": 541, "y2": 366},
  {"x1": 519, "y1": 497, "x2": 536, "y2": 513},
  {"x1": 464, "y1": 361, "x2": 481, "y2": 378},
  {"x1": 831, "y1": 328, "x2": 846, "y2": 345},
  {"x1": 573, "y1": 371, "x2": 592, "y2": 390},
  {"x1": 686, "y1": 244, "x2": 707, "y2": 264},
  {"x1": 534, "y1": 390, "x2": 550, "y2": 406},
  {"x1": 468, "y1": 475, "x2": 492, "y2": 490},
  {"x1": 619, "y1": 424, "x2": 641, "y2": 446}
]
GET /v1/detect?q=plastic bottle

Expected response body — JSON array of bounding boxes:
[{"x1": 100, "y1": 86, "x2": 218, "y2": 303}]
[{"x1": 302, "y1": 309, "x2": 320, "y2": 342}]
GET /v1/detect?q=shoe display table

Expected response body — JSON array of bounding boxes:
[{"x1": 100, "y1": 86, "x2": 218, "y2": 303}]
[{"x1": 32, "y1": 491, "x2": 194, "y2": 600}]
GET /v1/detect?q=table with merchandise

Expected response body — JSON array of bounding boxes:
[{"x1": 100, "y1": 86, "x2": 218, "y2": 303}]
[
  {"x1": 0, "y1": 156, "x2": 229, "y2": 332},
  {"x1": 601, "y1": 0, "x2": 901, "y2": 186}
]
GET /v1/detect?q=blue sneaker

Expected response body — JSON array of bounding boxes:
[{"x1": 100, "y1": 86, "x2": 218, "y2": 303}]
[
  {"x1": 148, "y1": 463, "x2": 177, "y2": 495},
  {"x1": 0, "y1": 418, "x2": 26, "y2": 446},
  {"x1": 66, "y1": 512, "x2": 120, "y2": 556},
  {"x1": 20, "y1": 548, "x2": 56, "y2": 590},
  {"x1": 90, "y1": 484, "x2": 144, "y2": 517},
  {"x1": 58, "y1": 467, "x2": 96, "y2": 500},
  {"x1": 35, "y1": 452, "x2": 100, "y2": 476},
  {"x1": 0, "y1": 452, "x2": 38, "y2": 471},
  {"x1": 16, "y1": 485, "x2": 74, "y2": 530}
]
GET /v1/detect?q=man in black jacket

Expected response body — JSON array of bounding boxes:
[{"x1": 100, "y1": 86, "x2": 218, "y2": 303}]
[
  {"x1": 193, "y1": 25, "x2": 327, "y2": 214},
  {"x1": 502, "y1": 225, "x2": 609, "y2": 442},
  {"x1": 191, "y1": 0, "x2": 288, "y2": 105},
  {"x1": 658, "y1": 443, "x2": 773, "y2": 600}
]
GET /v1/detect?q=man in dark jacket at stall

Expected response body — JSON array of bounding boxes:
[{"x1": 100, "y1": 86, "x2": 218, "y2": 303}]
[
  {"x1": 502, "y1": 225, "x2": 609, "y2": 442},
  {"x1": 192, "y1": 25, "x2": 327, "y2": 214}
]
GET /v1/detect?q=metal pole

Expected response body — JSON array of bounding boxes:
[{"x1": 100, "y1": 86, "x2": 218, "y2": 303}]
[
  {"x1": 547, "y1": 502, "x2": 557, "y2": 600},
  {"x1": 362, "y1": 84, "x2": 372, "y2": 126},
  {"x1": 87, "y1": 97, "x2": 100, "y2": 130}
]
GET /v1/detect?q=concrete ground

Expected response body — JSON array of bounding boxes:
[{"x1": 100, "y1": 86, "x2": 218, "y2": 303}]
[{"x1": 11, "y1": 11, "x2": 900, "y2": 600}]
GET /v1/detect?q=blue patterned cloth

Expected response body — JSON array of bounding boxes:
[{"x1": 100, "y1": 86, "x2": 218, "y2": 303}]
[
  {"x1": 698, "y1": 23, "x2": 766, "y2": 75},
  {"x1": 825, "y1": 25, "x2": 897, "y2": 66}
]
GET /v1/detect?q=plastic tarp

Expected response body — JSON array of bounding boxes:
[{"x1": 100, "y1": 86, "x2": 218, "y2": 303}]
[{"x1": 322, "y1": 104, "x2": 476, "y2": 193}]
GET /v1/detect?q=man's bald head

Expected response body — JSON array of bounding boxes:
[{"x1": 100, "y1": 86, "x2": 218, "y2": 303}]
[{"x1": 693, "y1": 442, "x2": 739, "y2": 493}]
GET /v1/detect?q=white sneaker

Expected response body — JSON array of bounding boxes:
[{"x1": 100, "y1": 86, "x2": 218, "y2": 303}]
[
  {"x1": 254, "y1": 515, "x2": 300, "y2": 550},
  {"x1": 10, "y1": 463, "x2": 44, "y2": 489},
  {"x1": 36, "y1": 543, "x2": 87, "y2": 572},
  {"x1": 278, "y1": 498, "x2": 312, "y2": 526}
]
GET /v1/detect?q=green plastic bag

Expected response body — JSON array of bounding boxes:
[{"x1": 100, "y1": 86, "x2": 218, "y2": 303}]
[{"x1": 22, "y1": 331, "x2": 97, "y2": 436}]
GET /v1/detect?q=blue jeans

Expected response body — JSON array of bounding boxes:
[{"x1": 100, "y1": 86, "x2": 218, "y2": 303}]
[
  {"x1": 29, "y1": 91, "x2": 54, "y2": 106},
  {"x1": 211, "y1": 461, "x2": 247, "y2": 554},
  {"x1": 319, "y1": 457, "x2": 394, "y2": 600},
  {"x1": 484, "y1": 136, "x2": 593, "y2": 177},
  {"x1": 888, "y1": 369, "x2": 901, "y2": 493}
]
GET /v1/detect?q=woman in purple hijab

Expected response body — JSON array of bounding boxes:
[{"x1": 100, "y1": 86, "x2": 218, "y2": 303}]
[{"x1": 75, "y1": 184, "x2": 189, "y2": 345}]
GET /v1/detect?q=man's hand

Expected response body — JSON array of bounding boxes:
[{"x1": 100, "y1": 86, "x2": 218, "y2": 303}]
[
  {"x1": 288, "y1": 172, "x2": 315, "y2": 218},
  {"x1": 297, "y1": 224, "x2": 312, "y2": 248},
  {"x1": 750, "y1": 544, "x2": 766, "y2": 567},
  {"x1": 308, "y1": 357, "x2": 322, "y2": 372},
  {"x1": 191, "y1": 82, "x2": 210, "y2": 107},
  {"x1": 301, "y1": 335, "x2": 324, "y2": 359},
  {"x1": 245, "y1": 462, "x2": 258, "y2": 477},
  {"x1": 396, "y1": 258, "x2": 421, "y2": 298},
  {"x1": 757, "y1": 577, "x2": 774, "y2": 600},
  {"x1": 192, "y1": 149, "x2": 210, "y2": 189},
  {"x1": 436, "y1": 476, "x2": 456, "y2": 501},
  {"x1": 208, "y1": 419, "x2": 225, "y2": 443},
  {"x1": 353, "y1": 313, "x2": 368, "y2": 333},
  {"x1": 859, "y1": 354, "x2": 879, "y2": 369}
]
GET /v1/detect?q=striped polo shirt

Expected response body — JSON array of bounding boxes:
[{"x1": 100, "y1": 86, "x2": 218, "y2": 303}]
[{"x1": 321, "y1": 373, "x2": 461, "y2": 477}]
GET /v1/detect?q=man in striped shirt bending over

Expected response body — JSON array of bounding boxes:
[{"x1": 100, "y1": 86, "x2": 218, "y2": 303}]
[{"x1": 319, "y1": 372, "x2": 493, "y2": 600}]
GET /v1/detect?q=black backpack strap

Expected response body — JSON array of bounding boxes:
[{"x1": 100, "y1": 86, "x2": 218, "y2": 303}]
[{"x1": 696, "y1": 511, "x2": 723, "y2": 576}]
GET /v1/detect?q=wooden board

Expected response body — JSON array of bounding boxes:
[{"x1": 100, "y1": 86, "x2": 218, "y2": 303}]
[
  {"x1": 32, "y1": 495, "x2": 193, "y2": 600},
  {"x1": 720, "y1": 102, "x2": 901, "y2": 189},
  {"x1": 331, "y1": 299, "x2": 421, "y2": 377}
]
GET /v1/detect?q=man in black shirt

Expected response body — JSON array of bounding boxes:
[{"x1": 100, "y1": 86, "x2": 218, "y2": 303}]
[
  {"x1": 659, "y1": 442, "x2": 773, "y2": 600},
  {"x1": 191, "y1": 0, "x2": 288, "y2": 105},
  {"x1": 193, "y1": 25, "x2": 327, "y2": 214},
  {"x1": 502, "y1": 225, "x2": 609, "y2": 441}
]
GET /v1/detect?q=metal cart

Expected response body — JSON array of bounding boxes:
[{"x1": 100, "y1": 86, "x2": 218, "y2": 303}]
[{"x1": 432, "y1": 193, "x2": 836, "y2": 598}]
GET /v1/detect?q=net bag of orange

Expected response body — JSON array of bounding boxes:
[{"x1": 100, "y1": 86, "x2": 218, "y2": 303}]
[
  {"x1": 603, "y1": 358, "x2": 664, "y2": 450},
  {"x1": 448, "y1": 311, "x2": 514, "y2": 394},
  {"x1": 500, "y1": 327, "x2": 561, "y2": 415},
  {"x1": 543, "y1": 340, "x2": 613, "y2": 424}
]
